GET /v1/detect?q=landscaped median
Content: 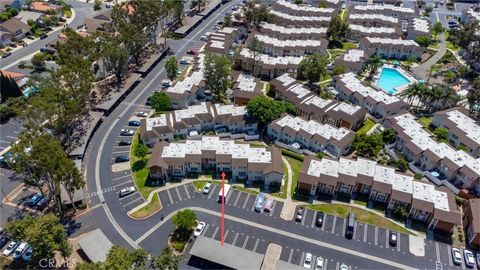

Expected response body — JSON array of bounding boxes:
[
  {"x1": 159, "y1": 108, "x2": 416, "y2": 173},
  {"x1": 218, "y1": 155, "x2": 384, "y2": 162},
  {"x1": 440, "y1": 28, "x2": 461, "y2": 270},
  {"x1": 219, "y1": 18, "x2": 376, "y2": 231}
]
[{"x1": 305, "y1": 203, "x2": 416, "y2": 235}]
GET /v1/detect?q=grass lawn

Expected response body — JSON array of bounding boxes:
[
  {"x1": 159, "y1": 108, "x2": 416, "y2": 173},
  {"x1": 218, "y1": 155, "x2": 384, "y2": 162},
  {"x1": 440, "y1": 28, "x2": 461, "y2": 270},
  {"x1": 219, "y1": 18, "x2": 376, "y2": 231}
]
[
  {"x1": 340, "y1": 10, "x2": 348, "y2": 21},
  {"x1": 342, "y1": 42, "x2": 358, "y2": 50},
  {"x1": 285, "y1": 156, "x2": 303, "y2": 198},
  {"x1": 264, "y1": 82, "x2": 271, "y2": 94},
  {"x1": 192, "y1": 180, "x2": 221, "y2": 192},
  {"x1": 233, "y1": 185, "x2": 259, "y2": 195},
  {"x1": 418, "y1": 116, "x2": 432, "y2": 129},
  {"x1": 130, "y1": 132, "x2": 156, "y2": 199},
  {"x1": 306, "y1": 204, "x2": 414, "y2": 235},
  {"x1": 446, "y1": 42, "x2": 460, "y2": 52},
  {"x1": 328, "y1": 49, "x2": 346, "y2": 61},
  {"x1": 357, "y1": 118, "x2": 376, "y2": 134},
  {"x1": 130, "y1": 194, "x2": 161, "y2": 219},
  {"x1": 270, "y1": 161, "x2": 289, "y2": 199}
]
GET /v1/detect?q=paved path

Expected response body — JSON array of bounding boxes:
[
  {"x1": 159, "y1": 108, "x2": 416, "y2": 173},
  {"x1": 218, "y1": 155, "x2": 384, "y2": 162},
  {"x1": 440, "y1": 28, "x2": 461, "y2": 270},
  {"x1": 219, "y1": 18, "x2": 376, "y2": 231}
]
[
  {"x1": 412, "y1": 33, "x2": 447, "y2": 80},
  {"x1": 280, "y1": 156, "x2": 299, "y2": 221}
]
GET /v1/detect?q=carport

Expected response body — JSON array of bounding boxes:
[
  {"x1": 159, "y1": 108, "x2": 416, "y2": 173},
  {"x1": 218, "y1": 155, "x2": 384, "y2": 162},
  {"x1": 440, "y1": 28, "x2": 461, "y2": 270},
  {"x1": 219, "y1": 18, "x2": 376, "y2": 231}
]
[
  {"x1": 77, "y1": 229, "x2": 113, "y2": 263},
  {"x1": 189, "y1": 235, "x2": 264, "y2": 269}
]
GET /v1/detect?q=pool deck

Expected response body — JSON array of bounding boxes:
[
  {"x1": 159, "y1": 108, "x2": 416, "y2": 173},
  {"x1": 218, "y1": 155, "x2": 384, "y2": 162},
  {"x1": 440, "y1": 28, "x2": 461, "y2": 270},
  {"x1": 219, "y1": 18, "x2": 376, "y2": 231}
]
[{"x1": 373, "y1": 65, "x2": 417, "y2": 95}]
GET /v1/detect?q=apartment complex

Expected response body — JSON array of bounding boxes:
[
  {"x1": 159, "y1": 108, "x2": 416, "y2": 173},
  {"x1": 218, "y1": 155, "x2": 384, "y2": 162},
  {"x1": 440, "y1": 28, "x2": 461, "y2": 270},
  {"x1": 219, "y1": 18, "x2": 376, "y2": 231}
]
[
  {"x1": 267, "y1": 115, "x2": 355, "y2": 158},
  {"x1": 406, "y1": 18, "x2": 430, "y2": 40},
  {"x1": 348, "y1": 13, "x2": 399, "y2": 27},
  {"x1": 297, "y1": 156, "x2": 461, "y2": 232},
  {"x1": 271, "y1": 0, "x2": 336, "y2": 17},
  {"x1": 347, "y1": 24, "x2": 402, "y2": 41},
  {"x1": 463, "y1": 199, "x2": 480, "y2": 248},
  {"x1": 236, "y1": 48, "x2": 303, "y2": 79},
  {"x1": 271, "y1": 73, "x2": 366, "y2": 130},
  {"x1": 148, "y1": 137, "x2": 284, "y2": 186},
  {"x1": 349, "y1": 5, "x2": 418, "y2": 20},
  {"x1": 249, "y1": 33, "x2": 328, "y2": 57},
  {"x1": 140, "y1": 102, "x2": 257, "y2": 146},
  {"x1": 431, "y1": 108, "x2": 480, "y2": 158},
  {"x1": 259, "y1": 22, "x2": 327, "y2": 40},
  {"x1": 333, "y1": 72, "x2": 405, "y2": 119},
  {"x1": 334, "y1": 49, "x2": 367, "y2": 74},
  {"x1": 231, "y1": 71, "x2": 263, "y2": 105},
  {"x1": 205, "y1": 27, "x2": 240, "y2": 54},
  {"x1": 358, "y1": 37, "x2": 423, "y2": 59},
  {"x1": 384, "y1": 113, "x2": 480, "y2": 195},
  {"x1": 269, "y1": 9, "x2": 331, "y2": 27}
]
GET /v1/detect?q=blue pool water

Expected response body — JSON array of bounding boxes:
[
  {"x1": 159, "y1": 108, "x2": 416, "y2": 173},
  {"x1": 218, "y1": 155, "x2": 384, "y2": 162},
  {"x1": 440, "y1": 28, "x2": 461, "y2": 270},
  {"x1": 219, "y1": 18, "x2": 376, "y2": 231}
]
[{"x1": 376, "y1": 68, "x2": 412, "y2": 95}]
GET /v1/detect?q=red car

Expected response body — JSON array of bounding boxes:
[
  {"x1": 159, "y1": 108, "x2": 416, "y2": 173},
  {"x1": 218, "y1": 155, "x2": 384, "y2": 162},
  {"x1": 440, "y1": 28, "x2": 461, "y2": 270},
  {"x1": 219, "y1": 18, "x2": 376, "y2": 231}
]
[{"x1": 187, "y1": 49, "x2": 198, "y2": 55}]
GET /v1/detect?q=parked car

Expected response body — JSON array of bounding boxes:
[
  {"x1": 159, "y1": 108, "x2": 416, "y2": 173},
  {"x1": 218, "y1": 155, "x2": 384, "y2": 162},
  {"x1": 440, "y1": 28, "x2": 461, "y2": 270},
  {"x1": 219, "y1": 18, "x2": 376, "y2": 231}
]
[
  {"x1": 13, "y1": 242, "x2": 28, "y2": 260},
  {"x1": 315, "y1": 212, "x2": 324, "y2": 227},
  {"x1": 28, "y1": 193, "x2": 44, "y2": 207},
  {"x1": 119, "y1": 140, "x2": 132, "y2": 146},
  {"x1": 345, "y1": 212, "x2": 355, "y2": 239},
  {"x1": 200, "y1": 35, "x2": 208, "y2": 41},
  {"x1": 476, "y1": 253, "x2": 480, "y2": 268},
  {"x1": 315, "y1": 257, "x2": 324, "y2": 270},
  {"x1": 120, "y1": 129, "x2": 134, "y2": 136},
  {"x1": 193, "y1": 221, "x2": 206, "y2": 237},
  {"x1": 136, "y1": 111, "x2": 148, "y2": 117},
  {"x1": 303, "y1": 252, "x2": 312, "y2": 269},
  {"x1": 115, "y1": 156, "x2": 130, "y2": 163},
  {"x1": 22, "y1": 246, "x2": 33, "y2": 262},
  {"x1": 2, "y1": 240, "x2": 18, "y2": 256},
  {"x1": 254, "y1": 193, "x2": 266, "y2": 212},
  {"x1": 263, "y1": 198, "x2": 273, "y2": 212},
  {"x1": 2, "y1": 52, "x2": 12, "y2": 58},
  {"x1": 452, "y1": 247, "x2": 462, "y2": 265},
  {"x1": 0, "y1": 227, "x2": 3, "y2": 234},
  {"x1": 187, "y1": 49, "x2": 198, "y2": 55},
  {"x1": 0, "y1": 235, "x2": 11, "y2": 249},
  {"x1": 202, "y1": 182, "x2": 212, "y2": 194},
  {"x1": 464, "y1": 250, "x2": 475, "y2": 268},
  {"x1": 179, "y1": 58, "x2": 190, "y2": 65},
  {"x1": 128, "y1": 120, "x2": 141, "y2": 127},
  {"x1": 161, "y1": 79, "x2": 172, "y2": 87},
  {"x1": 295, "y1": 207, "x2": 305, "y2": 222},
  {"x1": 145, "y1": 97, "x2": 152, "y2": 106},
  {"x1": 119, "y1": 186, "x2": 135, "y2": 197},
  {"x1": 40, "y1": 33, "x2": 48, "y2": 39},
  {"x1": 36, "y1": 197, "x2": 47, "y2": 210},
  {"x1": 340, "y1": 263, "x2": 348, "y2": 270},
  {"x1": 389, "y1": 231, "x2": 397, "y2": 246}
]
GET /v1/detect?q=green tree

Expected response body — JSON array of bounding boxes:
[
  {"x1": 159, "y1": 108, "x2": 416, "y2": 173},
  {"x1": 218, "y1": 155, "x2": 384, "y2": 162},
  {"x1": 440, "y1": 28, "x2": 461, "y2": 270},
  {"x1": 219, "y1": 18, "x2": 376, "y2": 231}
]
[
  {"x1": 94, "y1": 0, "x2": 102, "y2": 10},
  {"x1": 104, "y1": 246, "x2": 149, "y2": 270},
  {"x1": 467, "y1": 77, "x2": 480, "y2": 118},
  {"x1": 246, "y1": 95, "x2": 295, "y2": 126},
  {"x1": 396, "y1": 158, "x2": 408, "y2": 172},
  {"x1": 352, "y1": 133, "x2": 384, "y2": 158},
  {"x1": 151, "y1": 92, "x2": 172, "y2": 112},
  {"x1": 31, "y1": 53, "x2": 46, "y2": 71},
  {"x1": 381, "y1": 128, "x2": 396, "y2": 145},
  {"x1": 165, "y1": 57, "x2": 178, "y2": 81},
  {"x1": 154, "y1": 247, "x2": 179, "y2": 270},
  {"x1": 415, "y1": 35, "x2": 432, "y2": 48},
  {"x1": 333, "y1": 64, "x2": 345, "y2": 75},
  {"x1": 203, "y1": 52, "x2": 231, "y2": 101},
  {"x1": 247, "y1": 37, "x2": 265, "y2": 75},
  {"x1": 172, "y1": 209, "x2": 197, "y2": 242},
  {"x1": 105, "y1": 44, "x2": 129, "y2": 85},
  {"x1": 365, "y1": 55, "x2": 382, "y2": 80},
  {"x1": 432, "y1": 22, "x2": 445, "y2": 39},
  {"x1": 224, "y1": 14, "x2": 232, "y2": 27},
  {"x1": 434, "y1": 127, "x2": 449, "y2": 142},
  {"x1": 135, "y1": 143, "x2": 148, "y2": 160},
  {"x1": 4, "y1": 214, "x2": 71, "y2": 260},
  {"x1": 297, "y1": 53, "x2": 328, "y2": 84},
  {"x1": 164, "y1": 0, "x2": 184, "y2": 25},
  {"x1": 393, "y1": 205, "x2": 408, "y2": 222},
  {"x1": 326, "y1": 12, "x2": 348, "y2": 46},
  {"x1": 234, "y1": 0, "x2": 269, "y2": 29}
]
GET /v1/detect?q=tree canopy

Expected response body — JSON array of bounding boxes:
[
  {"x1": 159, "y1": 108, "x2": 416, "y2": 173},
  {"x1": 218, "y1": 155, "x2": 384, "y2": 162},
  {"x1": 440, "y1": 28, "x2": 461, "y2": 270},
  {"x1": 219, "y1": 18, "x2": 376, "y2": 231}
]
[
  {"x1": 353, "y1": 133, "x2": 384, "y2": 158},
  {"x1": 76, "y1": 246, "x2": 150, "y2": 270},
  {"x1": 155, "y1": 247, "x2": 179, "y2": 270},
  {"x1": 165, "y1": 57, "x2": 178, "y2": 81},
  {"x1": 172, "y1": 209, "x2": 197, "y2": 231},
  {"x1": 234, "y1": 0, "x2": 269, "y2": 29},
  {"x1": 297, "y1": 53, "x2": 328, "y2": 84},
  {"x1": 203, "y1": 53, "x2": 231, "y2": 101},
  {"x1": 151, "y1": 92, "x2": 172, "y2": 112},
  {"x1": 326, "y1": 12, "x2": 348, "y2": 45},
  {"x1": 246, "y1": 95, "x2": 296, "y2": 126}
]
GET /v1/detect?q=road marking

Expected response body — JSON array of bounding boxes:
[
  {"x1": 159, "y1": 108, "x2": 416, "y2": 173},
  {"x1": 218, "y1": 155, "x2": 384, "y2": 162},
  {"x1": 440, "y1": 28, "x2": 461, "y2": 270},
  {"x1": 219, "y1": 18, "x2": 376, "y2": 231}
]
[
  {"x1": 211, "y1": 226, "x2": 219, "y2": 239},
  {"x1": 460, "y1": 248, "x2": 466, "y2": 270},
  {"x1": 122, "y1": 196, "x2": 143, "y2": 207},
  {"x1": 183, "y1": 185, "x2": 191, "y2": 199},
  {"x1": 341, "y1": 217, "x2": 346, "y2": 237},
  {"x1": 435, "y1": 261, "x2": 443, "y2": 270},
  {"x1": 447, "y1": 245, "x2": 453, "y2": 266},
  {"x1": 363, "y1": 224, "x2": 368, "y2": 242},
  {"x1": 435, "y1": 242, "x2": 440, "y2": 262},
  {"x1": 301, "y1": 210, "x2": 307, "y2": 226},
  {"x1": 311, "y1": 212, "x2": 316, "y2": 228},
  {"x1": 269, "y1": 201, "x2": 277, "y2": 217},
  {"x1": 112, "y1": 150, "x2": 130, "y2": 154},
  {"x1": 208, "y1": 185, "x2": 216, "y2": 200},
  {"x1": 232, "y1": 233, "x2": 239, "y2": 246},
  {"x1": 251, "y1": 202, "x2": 256, "y2": 212},
  {"x1": 224, "y1": 229, "x2": 229, "y2": 239},
  {"x1": 336, "y1": 262, "x2": 340, "y2": 270},
  {"x1": 374, "y1": 227, "x2": 378, "y2": 245},
  {"x1": 242, "y1": 194, "x2": 251, "y2": 209},
  {"x1": 112, "y1": 174, "x2": 131, "y2": 182},
  {"x1": 114, "y1": 179, "x2": 133, "y2": 189},
  {"x1": 166, "y1": 189, "x2": 173, "y2": 205},
  {"x1": 288, "y1": 248, "x2": 294, "y2": 263},
  {"x1": 321, "y1": 214, "x2": 326, "y2": 231},
  {"x1": 242, "y1": 236, "x2": 249, "y2": 248},
  {"x1": 331, "y1": 215, "x2": 337, "y2": 234},
  {"x1": 352, "y1": 222, "x2": 357, "y2": 240},
  {"x1": 397, "y1": 234, "x2": 401, "y2": 252},
  {"x1": 175, "y1": 187, "x2": 182, "y2": 201},
  {"x1": 233, "y1": 192, "x2": 242, "y2": 206},
  {"x1": 299, "y1": 252, "x2": 305, "y2": 266},
  {"x1": 324, "y1": 259, "x2": 328, "y2": 270},
  {"x1": 253, "y1": 238, "x2": 260, "y2": 252},
  {"x1": 202, "y1": 224, "x2": 209, "y2": 236},
  {"x1": 226, "y1": 190, "x2": 233, "y2": 204}
]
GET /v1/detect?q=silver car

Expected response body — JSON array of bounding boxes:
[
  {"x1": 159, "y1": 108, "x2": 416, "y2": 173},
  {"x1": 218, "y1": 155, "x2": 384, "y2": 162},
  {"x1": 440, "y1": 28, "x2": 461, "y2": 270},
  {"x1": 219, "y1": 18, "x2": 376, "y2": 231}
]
[
  {"x1": 452, "y1": 248, "x2": 462, "y2": 265},
  {"x1": 464, "y1": 250, "x2": 475, "y2": 268}
]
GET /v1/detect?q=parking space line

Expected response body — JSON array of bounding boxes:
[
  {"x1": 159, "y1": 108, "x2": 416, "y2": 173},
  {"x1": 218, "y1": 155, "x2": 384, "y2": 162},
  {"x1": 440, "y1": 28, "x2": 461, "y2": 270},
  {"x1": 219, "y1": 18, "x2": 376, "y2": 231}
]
[
  {"x1": 212, "y1": 226, "x2": 219, "y2": 239},
  {"x1": 460, "y1": 248, "x2": 466, "y2": 269},
  {"x1": 435, "y1": 242, "x2": 440, "y2": 262},
  {"x1": 112, "y1": 174, "x2": 131, "y2": 182},
  {"x1": 114, "y1": 179, "x2": 133, "y2": 189},
  {"x1": 202, "y1": 224, "x2": 210, "y2": 236},
  {"x1": 253, "y1": 238, "x2": 260, "y2": 252},
  {"x1": 288, "y1": 248, "x2": 294, "y2": 263},
  {"x1": 301, "y1": 210, "x2": 307, "y2": 226},
  {"x1": 226, "y1": 190, "x2": 233, "y2": 203},
  {"x1": 242, "y1": 194, "x2": 251, "y2": 209},
  {"x1": 232, "y1": 233, "x2": 240, "y2": 246},
  {"x1": 119, "y1": 193, "x2": 138, "y2": 201},
  {"x1": 447, "y1": 245, "x2": 453, "y2": 266},
  {"x1": 183, "y1": 185, "x2": 191, "y2": 199},
  {"x1": 336, "y1": 262, "x2": 340, "y2": 270},
  {"x1": 331, "y1": 215, "x2": 337, "y2": 234},
  {"x1": 363, "y1": 224, "x2": 368, "y2": 242},
  {"x1": 374, "y1": 227, "x2": 378, "y2": 245},
  {"x1": 234, "y1": 192, "x2": 242, "y2": 207},
  {"x1": 342, "y1": 217, "x2": 346, "y2": 237},
  {"x1": 112, "y1": 150, "x2": 130, "y2": 154},
  {"x1": 208, "y1": 185, "x2": 217, "y2": 200},
  {"x1": 299, "y1": 252, "x2": 305, "y2": 266},
  {"x1": 310, "y1": 212, "x2": 316, "y2": 228},
  {"x1": 321, "y1": 214, "x2": 326, "y2": 231},
  {"x1": 122, "y1": 196, "x2": 143, "y2": 207},
  {"x1": 166, "y1": 189, "x2": 173, "y2": 205},
  {"x1": 324, "y1": 259, "x2": 328, "y2": 270},
  {"x1": 242, "y1": 236, "x2": 249, "y2": 248},
  {"x1": 385, "y1": 229, "x2": 389, "y2": 249},
  {"x1": 175, "y1": 187, "x2": 182, "y2": 201},
  {"x1": 224, "y1": 230, "x2": 229, "y2": 239},
  {"x1": 353, "y1": 222, "x2": 357, "y2": 240},
  {"x1": 269, "y1": 201, "x2": 277, "y2": 217},
  {"x1": 397, "y1": 234, "x2": 401, "y2": 252}
]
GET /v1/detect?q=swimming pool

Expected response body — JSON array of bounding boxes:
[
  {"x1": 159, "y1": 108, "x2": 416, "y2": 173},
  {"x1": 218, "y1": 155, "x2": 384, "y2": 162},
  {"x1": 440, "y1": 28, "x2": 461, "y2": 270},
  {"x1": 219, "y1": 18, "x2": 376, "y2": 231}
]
[{"x1": 376, "y1": 67, "x2": 412, "y2": 95}]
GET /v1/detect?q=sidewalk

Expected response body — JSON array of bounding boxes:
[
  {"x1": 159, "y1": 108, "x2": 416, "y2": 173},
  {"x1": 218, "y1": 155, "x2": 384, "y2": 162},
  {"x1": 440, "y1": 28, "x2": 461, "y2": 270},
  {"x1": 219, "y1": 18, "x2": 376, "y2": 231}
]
[{"x1": 412, "y1": 33, "x2": 447, "y2": 80}]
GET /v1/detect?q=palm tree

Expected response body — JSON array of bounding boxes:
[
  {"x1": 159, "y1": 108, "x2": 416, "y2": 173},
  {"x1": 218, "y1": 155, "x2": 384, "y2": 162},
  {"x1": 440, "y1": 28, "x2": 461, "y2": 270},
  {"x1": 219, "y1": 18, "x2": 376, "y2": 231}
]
[
  {"x1": 400, "y1": 82, "x2": 425, "y2": 108},
  {"x1": 365, "y1": 55, "x2": 382, "y2": 80},
  {"x1": 438, "y1": 85, "x2": 460, "y2": 110}
]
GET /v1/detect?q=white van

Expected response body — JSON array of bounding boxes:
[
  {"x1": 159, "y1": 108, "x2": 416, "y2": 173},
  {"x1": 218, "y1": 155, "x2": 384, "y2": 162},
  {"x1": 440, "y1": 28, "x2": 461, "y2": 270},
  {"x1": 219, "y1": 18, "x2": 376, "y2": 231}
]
[{"x1": 13, "y1": 242, "x2": 28, "y2": 260}]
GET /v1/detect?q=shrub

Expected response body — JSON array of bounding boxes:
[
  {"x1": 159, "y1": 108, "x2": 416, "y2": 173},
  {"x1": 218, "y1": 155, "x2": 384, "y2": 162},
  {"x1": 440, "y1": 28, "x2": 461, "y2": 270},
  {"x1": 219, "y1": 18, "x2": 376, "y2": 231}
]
[
  {"x1": 171, "y1": 241, "x2": 186, "y2": 252},
  {"x1": 281, "y1": 149, "x2": 304, "y2": 161},
  {"x1": 458, "y1": 234, "x2": 464, "y2": 243},
  {"x1": 414, "y1": 173, "x2": 423, "y2": 180},
  {"x1": 455, "y1": 196, "x2": 465, "y2": 206}
]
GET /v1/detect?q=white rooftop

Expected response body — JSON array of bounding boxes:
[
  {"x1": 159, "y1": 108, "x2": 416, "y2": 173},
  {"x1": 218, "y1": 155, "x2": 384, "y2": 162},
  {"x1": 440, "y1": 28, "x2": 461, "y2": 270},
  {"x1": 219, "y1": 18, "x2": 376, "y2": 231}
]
[
  {"x1": 214, "y1": 103, "x2": 247, "y2": 116},
  {"x1": 236, "y1": 73, "x2": 258, "y2": 92},
  {"x1": 254, "y1": 34, "x2": 323, "y2": 48},
  {"x1": 274, "y1": 0, "x2": 335, "y2": 14},
  {"x1": 365, "y1": 37, "x2": 419, "y2": 46},
  {"x1": 338, "y1": 72, "x2": 401, "y2": 105},
  {"x1": 286, "y1": 84, "x2": 312, "y2": 100},
  {"x1": 275, "y1": 73, "x2": 298, "y2": 87},
  {"x1": 349, "y1": 13, "x2": 399, "y2": 24},
  {"x1": 411, "y1": 18, "x2": 430, "y2": 33},
  {"x1": 174, "y1": 103, "x2": 210, "y2": 122},
  {"x1": 240, "y1": 49, "x2": 303, "y2": 66},
  {"x1": 269, "y1": 10, "x2": 331, "y2": 23},
  {"x1": 275, "y1": 115, "x2": 353, "y2": 141},
  {"x1": 330, "y1": 102, "x2": 362, "y2": 115},
  {"x1": 146, "y1": 114, "x2": 168, "y2": 131},
  {"x1": 445, "y1": 110, "x2": 480, "y2": 144},
  {"x1": 301, "y1": 96, "x2": 332, "y2": 110},
  {"x1": 167, "y1": 55, "x2": 205, "y2": 95},
  {"x1": 260, "y1": 22, "x2": 327, "y2": 36},
  {"x1": 413, "y1": 181, "x2": 449, "y2": 211},
  {"x1": 341, "y1": 49, "x2": 365, "y2": 62},
  {"x1": 349, "y1": 24, "x2": 398, "y2": 34},
  {"x1": 352, "y1": 4, "x2": 416, "y2": 14}
]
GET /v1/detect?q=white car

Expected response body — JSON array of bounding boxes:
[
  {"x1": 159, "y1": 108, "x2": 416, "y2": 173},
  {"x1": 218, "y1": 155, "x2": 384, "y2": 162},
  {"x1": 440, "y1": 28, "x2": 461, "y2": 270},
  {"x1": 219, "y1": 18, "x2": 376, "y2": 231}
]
[
  {"x1": 303, "y1": 252, "x2": 312, "y2": 269},
  {"x1": 200, "y1": 35, "x2": 208, "y2": 41},
  {"x1": 452, "y1": 247, "x2": 462, "y2": 265},
  {"x1": 136, "y1": 111, "x2": 148, "y2": 117},
  {"x1": 476, "y1": 253, "x2": 480, "y2": 269},
  {"x1": 119, "y1": 186, "x2": 135, "y2": 197},
  {"x1": 340, "y1": 263, "x2": 348, "y2": 270},
  {"x1": 202, "y1": 182, "x2": 212, "y2": 194},
  {"x1": 2, "y1": 240, "x2": 17, "y2": 256},
  {"x1": 120, "y1": 129, "x2": 134, "y2": 136},
  {"x1": 464, "y1": 250, "x2": 475, "y2": 268},
  {"x1": 315, "y1": 257, "x2": 324, "y2": 270},
  {"x1": 161, "y1": 79, "x2": 172, "y2": 87},
  {"x1": 179, "y1": 59, "x2": 190, "y2": 65},
  {"x1": 193, "y1": 221, "x2": 206, "y2": 237}
]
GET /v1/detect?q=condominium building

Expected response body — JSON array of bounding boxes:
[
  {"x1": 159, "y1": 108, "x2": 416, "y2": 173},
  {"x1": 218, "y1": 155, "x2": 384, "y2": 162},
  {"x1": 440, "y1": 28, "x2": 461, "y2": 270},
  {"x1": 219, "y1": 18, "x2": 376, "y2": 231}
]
[
  {"x1": 269, "y1": 9, "x2": 331, "y2": 27},
  {"x1": 349, "y1": 5, "x2": 418, "y2": 20},
  {"x1": 333, "y1": 72, "x2": 405, "y2": 119},
  {"x1": 259, "y1": 22, "x2": 327, "y2": 40},
  {"x1": 249, "y1": 33, "x2": 328, "y2": 57},
  {"x1": 347, "y1": 13, "x2": 399, "y2": 28},
  {"x1": 303, "y1": 0, "x2": 341, "y2": 8},
  {"x1": 205, "y1": 27, "x2": 240, "y2": 54},
  {"x1": 406, "y1": 18, "x2": 430, "y2": 40},
  {"x1": 267, "y1": 115, "x2": 355, "y2": 157},
  {"x1": 431, "y1": 108, "x2": 480, "y2": 158},
  {"x1": 358, "y1": 37, "x2": 423, "y2": 59},
  {"x1": 271, "y1": 73, "x2": 366, "y2": 130},
  {"x1": 297, "y1": 156, "x2": 461, "y2": 233},
  {"x1": 148, "y1": 137, "x2": 284, "y2": 186},
  {"x1": 347, "y1": 24, "x2": 402, "y2": 41},
  {"x1": 231, "y1": 71, "x2": 263, "y2": 105},
  {"x1": 384, "y1": 113, "x2": 480, "y2": 195},
  {"x1": 271, "y1": 0, "x2": 336, "y2": 17},
  {"x1": 140, "y1": 102, "x2": 258, "y2": 146},
  {"x1": 463, "y1": 199, "x2": 480, "y2": 248},
  {"x1": 333, "y1": 49, "x2": 367, "y2": 74},
  {"x1": 235, "y1": 48, "x2": 303, "y2": 79}
]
